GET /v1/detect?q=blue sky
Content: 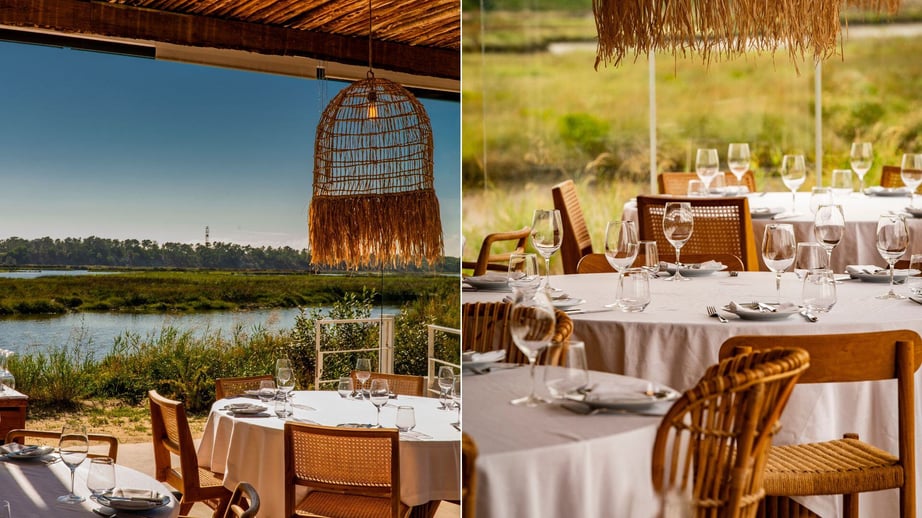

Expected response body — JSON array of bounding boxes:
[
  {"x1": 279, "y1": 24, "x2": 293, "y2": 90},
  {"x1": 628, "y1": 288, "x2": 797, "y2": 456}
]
[{"x1": 0, "y1": 41, "x2": 461, "y2": 256}]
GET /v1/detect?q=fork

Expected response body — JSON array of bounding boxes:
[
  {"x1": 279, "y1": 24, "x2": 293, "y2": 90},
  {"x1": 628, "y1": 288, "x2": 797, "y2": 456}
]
[{"x1": 706, "y1": 305, "x2": 728, "y2": 323}]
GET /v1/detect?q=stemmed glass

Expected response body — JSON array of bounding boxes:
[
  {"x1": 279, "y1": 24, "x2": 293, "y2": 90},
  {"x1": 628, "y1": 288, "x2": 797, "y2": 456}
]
[
  {"x1": 438, "y1": 366, "x2": 455, "y2": 410},
  {"x1": 507, "y1": 252, "x2": 541, "y2": 291},
  {"x1": 508, "y1": 287, "x2": 556, "y2": 407},
  {"x1": 762, "y1": 224, "x2": 796, "y2": 302},
  {"x1": 876, "y1": 214, "x2": 910, "y2": 300},
  {"x1": 276, "y1": 366, "x2": 294, "y2": 396},
  {"x1": 850, "y1": 142, "x2": 873, "y2": 193},
  {"x1": 695, "y1": 148, "x2": 720, "y2": 192},
  {"x1": 813, "y1": 204, "x2": 845, "y2": 271},
  {"x1": 603, "y1": 220, "x2": 639, "y2": 274},
  {"x1": 781, "y1": 154, "x2": 807, "y2": 216},
  {"x1": 354, "y1": 358, "x2": 372, "y2": 399},
  {"x1": 901, "y1": 153, "x2": 922, "y2": 208},
  {"x1": 369, "y1": 379, "x2": 390, "y2": 428},
  {"x1": 662, "y1": 202, "x2": 694, "y2": 281},
  {"x1": 58, "y1": 424, "x2": 89, "y2": 504},
  {"x1": 727, "y1": 143, "x2": 751, "y2": 193},
  {"x1": 530, "y1": 209, "x2": 564, "y2": 292}
]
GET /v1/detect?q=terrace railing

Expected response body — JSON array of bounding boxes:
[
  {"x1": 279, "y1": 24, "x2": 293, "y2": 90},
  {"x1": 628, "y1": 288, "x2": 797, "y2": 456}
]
[
  {"x1": 426, "y1": 323, "x2": 461, "y2": 396},
  {"x1": 314, "y1": 316, "x2": 395, "y2": 389}
]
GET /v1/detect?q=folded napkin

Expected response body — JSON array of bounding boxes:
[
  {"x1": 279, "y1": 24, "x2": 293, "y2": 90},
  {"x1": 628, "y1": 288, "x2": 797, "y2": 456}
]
[
  {"x1": 727, "y1": 301, "x2": 798, "y2": 315},
  {"x1": 661, "y1": 260, "x2": 723, "y2": 270},
  {"x1": 846, "y1": 265, "x2": 886, "y2": 276},
  {"x1": 462, "y1": 350, "x2": 506, "y2": 363},
  {"x1": 107, "y1": 489, "x2": 164, "y2": 503}
]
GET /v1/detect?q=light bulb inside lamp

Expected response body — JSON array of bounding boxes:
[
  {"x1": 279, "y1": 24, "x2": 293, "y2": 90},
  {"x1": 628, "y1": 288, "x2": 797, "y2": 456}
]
[{"x1": 367, "y1": 90, "x2": 378, "y2": 119}]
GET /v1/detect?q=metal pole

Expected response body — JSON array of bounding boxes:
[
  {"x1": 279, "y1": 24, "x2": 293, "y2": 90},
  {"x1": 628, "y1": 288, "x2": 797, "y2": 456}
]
[
  {"x1": 815, "y1": 61, "x2": 823, "y2": 186},
  {"x1": 649, "y1": 52, "x2": 657, "y2": 192}
]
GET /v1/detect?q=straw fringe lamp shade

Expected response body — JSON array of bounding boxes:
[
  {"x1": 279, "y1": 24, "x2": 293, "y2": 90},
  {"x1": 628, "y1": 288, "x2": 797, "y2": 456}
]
[
  {"x1": 309, "y1": 3, "x2": 443, "y2": 270},
  {"x1": 593, "y1": 0, "x2": 900, "y2": 69}
]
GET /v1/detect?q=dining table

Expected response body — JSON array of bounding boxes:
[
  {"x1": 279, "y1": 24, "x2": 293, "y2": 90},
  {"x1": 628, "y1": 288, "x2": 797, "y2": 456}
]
[
  {"x1": 463, "y1": 270, "x2": 922, "y2": 517},
  {"x1": 197, "y1": 390, "x2": 461, "y2": 518},
  {"x1": 465, "y1": 365, "x2": 668, "y2": 518},
  {"x1": 0, "y1": 454, "x2": 178, "y2": 517},
  {"x1": 622, "y1": 190, "x2": 922, "y2": 272}
]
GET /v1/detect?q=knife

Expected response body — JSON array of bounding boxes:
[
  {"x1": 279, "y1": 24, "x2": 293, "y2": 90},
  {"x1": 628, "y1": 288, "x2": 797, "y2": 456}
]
[
  {"x1": 799, "y1": 309, "x2": 818, "y2": 323},
  {"x1": 565, "y1": 308, "x2": 614, "y2": 315}
]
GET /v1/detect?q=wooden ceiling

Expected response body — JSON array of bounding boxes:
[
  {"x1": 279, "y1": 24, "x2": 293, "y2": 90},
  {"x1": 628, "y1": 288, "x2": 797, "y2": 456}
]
[{"x1": 0, "y1": 0, "x2": 460, "y2": 94}]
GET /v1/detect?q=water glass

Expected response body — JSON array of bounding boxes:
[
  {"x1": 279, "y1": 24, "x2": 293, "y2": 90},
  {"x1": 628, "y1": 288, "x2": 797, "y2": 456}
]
[
  {"x1": 708, "y1": 172, "x2": 726, "y2": 194},
  {"x1": 0, "y1": 501, "x2": 9, "y2": 518},
  {"x1": 615, "y1": 268, "x2": 651, "y2": 312},
  {"x1": 802, "y1": 270, "x2": 837, "y2": 313},
  {"x1": 508, "y1": 252, "x2": 541, "y2": 292},
  {"x1": 544, "y1": 340, "x2": 589, "y2": 399},
  {"x1": 686, "y1": 179, "x2": 708, "y2": 197},
  {"x1": 908, "y1": 254, "x2": 922, "y2": 296},
  {"x1": 639, "y1": 240, "x2": 660, "y2": 276},
  {"x1": 258, "y1": 380, "x2": 277, "y2": 403},
  {"x1": 830, "y1": 169, "x2": 854, "y2": 201},
  {"x1": 395, "y1": 406, "x2": 416, "y2": 432},
  {"x1": 337, "y1": 377, "x2": 353, "y2": 399},
  {"x1": 794, "y1": 242, "x2": 828, "y2": 279},
  {"x1": 274, "y1": 393, "x2": 292, "y2": 418},
  {"x1": 87, "y1": 457, "x2": 117, "y2": 497},
  {"x1": 808, "y1": 187, "x2": 833, "y2": 214}
]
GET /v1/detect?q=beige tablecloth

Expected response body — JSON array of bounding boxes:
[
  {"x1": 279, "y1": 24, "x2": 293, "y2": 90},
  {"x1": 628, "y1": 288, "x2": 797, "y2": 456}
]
[
  {"x1": 0, "y1": 457, "x2": 178, "y2": 517},
  {"x1": 465, "y1": 366, "x2": 665, "y2": 518},
  {"x1": 464, "y1": 271, "x2": 922, "y2": 517},
  {"x1": 197, "y1": 390, "x2": 461, "y2": 518}
]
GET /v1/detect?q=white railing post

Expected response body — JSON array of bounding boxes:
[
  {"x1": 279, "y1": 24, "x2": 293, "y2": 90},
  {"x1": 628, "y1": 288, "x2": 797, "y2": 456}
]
[{"x1": 426, "y1": 324, "x2": 461, "y2": 396}]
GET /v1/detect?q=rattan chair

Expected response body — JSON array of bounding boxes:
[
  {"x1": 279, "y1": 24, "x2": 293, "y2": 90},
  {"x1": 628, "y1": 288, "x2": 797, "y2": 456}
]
[
  {"x1": 575, "y1": 252, "x2": 745, "y2": 274},
  {"x1": 349, "y1": 371, "x2": 426, "y2": 397},
  {"x1": 5, "y1": 429, "x2": 119, "y2": 461},
  {"x1": 284, "y1": 421, "x2": 408, "y2": 518},
  {"x1": 652, "y1": 347, "x2": 810, "y2": 518},
  {"x1": 880, "y1": 165, "x2": 904, "y2": 188},
  {"x1": 215, "y1": 374, "x2": 275, "y2": 401},
  {"x1": 148, "y1": 390, "x2": 231, "y2": 516},
  {"x1": 462, "y1": 227, "x2": 531, "y2": 277},
  {"x1": 636, "y1": 194, "x2": 759, "y2": 271},
  {"x1": 462, "y1": 433, "x2": 478, "y2": 518},
  {"x1": 658, "y1": 171, "x2": 757, "y2": 195},
  {"x1": 552, "y1": 179, "x2": 593, "y2": 274},
  {"x1": 719, "y1": 330, "x2": 922, "y2": 518},
  {"x1": 461, "y1": 301, "x2": 572, "y2": 366},
  {"x1": 179, "y1": 481, "x2": 260, "y2": 518}
]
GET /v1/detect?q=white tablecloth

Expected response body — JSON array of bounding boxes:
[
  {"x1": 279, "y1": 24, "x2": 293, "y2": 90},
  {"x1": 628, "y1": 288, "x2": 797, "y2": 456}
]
[
  {"x1": 623, "y1": 191, "x2": 922, "y2": 272},
  {"x1": 464, "y1": 271, "x2": 922, "y2": 517},
  {"x1": 0, "y1": 457, "x2": 178, "y2": 517},
  {"x1": 465, "y1": 366, "x2": 664, "y2": 518},
  {"x1": 197, "y1": 391, "x2": 461, "y2": 518}
]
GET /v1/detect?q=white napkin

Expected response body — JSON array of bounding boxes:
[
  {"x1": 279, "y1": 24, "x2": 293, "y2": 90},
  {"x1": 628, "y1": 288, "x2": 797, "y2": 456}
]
[
  {"x1": 727, "y1": 301, "x2": 798, "y2": 316},
  {"x1": 462, "y1": 350, "x2": 506, "y2": 363},
  {"x1": 662, "y1": 260, "x2": 723, "y2": 270},
  {"x1": 845, "y1": 265, "x2": 886, "y2": 276}
]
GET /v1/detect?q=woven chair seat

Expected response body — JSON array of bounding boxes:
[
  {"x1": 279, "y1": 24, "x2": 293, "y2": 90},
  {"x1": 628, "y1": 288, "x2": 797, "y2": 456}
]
[
  {"x1": 765, "y1": 438, "x2": 902, "y2": 495},
  {"x1": 294, "y1": 491, "x2": 410, "y2": 518}
]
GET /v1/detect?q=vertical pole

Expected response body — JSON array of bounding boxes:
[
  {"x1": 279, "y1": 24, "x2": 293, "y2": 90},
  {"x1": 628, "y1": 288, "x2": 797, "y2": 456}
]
[
  {"x1": 815, "y1": 61, "x2": 824, "y2": 186},
  {"x1": 649, "y1": 52, "x2": 657, "y2": 193}
]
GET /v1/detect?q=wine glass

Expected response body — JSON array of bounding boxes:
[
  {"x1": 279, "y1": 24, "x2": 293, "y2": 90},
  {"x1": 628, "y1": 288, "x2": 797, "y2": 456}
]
[
  {"x1": 813, "y1": 204, "x2": 845, "y2": 270},
  {"x1": 438, "y1": 366, "x2": 455, "y2": 410},
  {"x1": 544, "y1": 340, "x2": 589, "y2": 399},
  {"x1": 276, "y1": 367, "x2": 294, "y2": 397},
  {"x1": 451, "y1": 376, "x2": 461, "y2": 427},
  {"x1": 695, "y1": 148, "x2": 720, "y2": 191},
  {"x1": 901, "y1": 153, "x2": 922, "y2": 208},
  {"x1": 781, "y1": 154, "x2": 807, "y2": 216},
  {"x1": 257, "y1": 379, "x2": 277, "y2": 404},
  {"x1": 508, "y1": 287, "x2": 556, "y2": 407},
  {"x1": 662, "y1": 202, "x2": 694, "y2": 282},
  {"x1": 850, "y1": 142, "x2": 873, "y2": 193},
  {"x1": 531, "y1": 209, "x2": 564, "y2": 292},
  {"x1": 58, "y1": 424, "x2": 89, "y2": 504},
  {"x1": 337, "y1": 377, "x2": 353, "y2": 399},
  {"x1": 369, "y1": 379, "x2": 390, "y2": 428},
  {"x1": 507, "y1": 252, "x2": 541, "y2": 292},
  {"x1": 354, "y1": 358, "x2": 372, "y2": 399},
  {"x1": 603, "y1": 220, "x2": 639, "y2": 274},
  {"x1": 876, "y1": 214, "x2": 910, "y2": 299},
  {"x1": 275, "y1": 358, "x2": 291, "y2": 378},
  {"x1": 87, "y1": 457, "x2": 116, "y2": 498},
  {"x1": 762, "y1": 224, "x2": 796, "y2": 302},
  {"x1": 727, "y1": 142, "x2": 751, "y2": 193},
  {"x1": 794, "y1": 242, "x2": 828, "y2": 279}
]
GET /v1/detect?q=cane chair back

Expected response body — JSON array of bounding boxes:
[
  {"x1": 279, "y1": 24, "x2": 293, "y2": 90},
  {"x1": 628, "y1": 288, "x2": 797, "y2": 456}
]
[
  {"x1": 462, "y1": 227, "x2": 531, "y2": 277},
  {"x1": 576, "y1": 252, "x2": 744, "y2": 274},
  {"x1": 461, "y1": 301, "x2": 572, "y2": 367},
  {"x1": 719, "y1": 330, "x2": 922, "y2": 518},
  {"x1": 284, "y1": 422, "x2": 408, "y2": 518},
  {"x1": 148, "y1": 390, "x2": 231, "y2": 516},
  {"x1": 5, "y1": 429, "x2": 119, "y2": 461},
  {"x1": 880, "y1": 165, "x2": 904, "y2": 189},
  {"x1": 215, "y1": 374, "x2": 275, "y2": 401},
  {"x1": 658, "y1": 171, "x2": 757, "y2": 195},
  {"x1": 653, "y1": 347, "x2": 810, "y2": 518},
  {"x1": 636, "y1": 194, "x2": 759, "y2": 271},
  {"x1": 462, "y1": 433, "x2": 478, "y2": 518},
  {"x1": 350, "y1": 371, "x2": 426, "y2": 397},
  {"x1": 552, "y1": 180, "x2": 593, "y2": 274}
]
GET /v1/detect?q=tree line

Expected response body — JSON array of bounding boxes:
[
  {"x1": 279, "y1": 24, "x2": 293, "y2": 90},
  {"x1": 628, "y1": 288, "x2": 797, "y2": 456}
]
[{"x1": 0, "y1": 236, "x2": 458, "y2": 272}]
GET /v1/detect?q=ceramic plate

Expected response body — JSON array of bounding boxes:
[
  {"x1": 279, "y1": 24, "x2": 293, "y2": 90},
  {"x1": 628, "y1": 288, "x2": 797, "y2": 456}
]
[
  {"x1": 722, "y1": 302, "x2": 800, "y2": 321},
  {"x1": 750, "y1": 207, "x2": 785, "y2": 219},
  {"x1": 462, "y1": 350, "x2": 506, "y2": 372},
  {"x1": 864, "y1": 186, "x2": 910, "y2": 197},
  {"x1": 3, "y1": 445, "x2": 54, "y2": 460},
  {"x1": 663, "y1": 262, "x2": 727, "y2": 277},
  {"x1": 551, "y1": 297, "x2": 586, "y2": 310},
  {"x1": 224, "y1": 403, "x2": 267, "y2": 414},
  {"x1": 905, "y1": 207, "x2": 922, "y2": 218},
  {"x1": 96, "y1": 491, "x2": 170, "y2": 511},
  {"x1": 462, "y1": 275, "x2": 509, "y2": 291},
  {"x1": 849, "y1": 269, "x2": 917, "y2": 283},
  {"x1": 580, "y1": 387, "x2": 680, "y2": 410}
]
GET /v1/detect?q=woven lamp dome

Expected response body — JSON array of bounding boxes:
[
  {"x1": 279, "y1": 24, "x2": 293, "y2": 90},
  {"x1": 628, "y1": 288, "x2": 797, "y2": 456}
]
[{"x1": 309, "y1": 73, "x2": 444, "y2": 269}]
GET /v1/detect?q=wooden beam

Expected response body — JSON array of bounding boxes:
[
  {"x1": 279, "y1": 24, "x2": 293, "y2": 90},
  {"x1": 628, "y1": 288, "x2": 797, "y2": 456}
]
[{"x1": 0, "y1": 0, "x2": 459, "y2": 80}]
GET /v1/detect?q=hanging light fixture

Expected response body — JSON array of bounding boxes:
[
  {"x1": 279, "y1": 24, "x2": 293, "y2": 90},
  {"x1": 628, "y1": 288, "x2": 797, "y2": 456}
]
[{"x1": 308, "y1": 0, "x2": 444, "y2": 270}]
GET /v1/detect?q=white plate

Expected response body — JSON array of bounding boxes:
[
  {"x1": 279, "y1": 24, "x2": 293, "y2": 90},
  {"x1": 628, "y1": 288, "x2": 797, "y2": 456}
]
[
  {"x1": 3, "y1": 445, "x2": 54, "y2": 460},
  {"x1": 849, "y1": 269, "x2": 917, "y2": 283},
  {"x1": 750, "y1": 207, "x2": 785, "y2": 219},
  {"x1": 905, "y1": 207, "x2": 922, "y2": 218},
  {"x1": 224, "y1": 403, "x2": 267, "y2": 414},
  {"x1": 580, "y1": 387, "x2": 680, "y2": 410},
  {"x1": 864, "y1": 186, "x2": 911, "y2": 197},
  {"x1": 96, "y1": 491, "x2": 170, "y2": 511},
  {"x1": 722, "y1": 302, "x2": 800, "y2": 321},
  {"x1": 552, "y1": 297, "x2": 585, "y2": 310},
  {"x1": 663, "y1": 262, "x2": 727, "y2": 277},
  {"x1": 462, "y1": 275, "x2": 510, "y2": 291},
  {"x1": 462, "y1": 350, "x2": 506, "y2": 372}
]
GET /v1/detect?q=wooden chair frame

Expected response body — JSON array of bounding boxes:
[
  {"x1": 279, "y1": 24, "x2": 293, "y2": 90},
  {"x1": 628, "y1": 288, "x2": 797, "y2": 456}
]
[
  {"x1": 552, "y1": 179, "x2": 593, "y2": 274},
  {"x1": 658, "y1": 171, "x2": 757, "y2": 195},
  {"x1": 462, "y1": 432, "x2": 477, "y2": 518},
  {"x1": 461, "y1": 301, "x2": 573, "y2": 367},
  {"x1": 719, "y1": 330, "x2": 922, "y2": 518},
  {"x1": 349, "y1": 371, "x2": 426, "y2": 397},
  {"x1": 462, "y1": 227, "x2": 531, "y2": 277},
  {"x1": 880, "y1": 165, "x2": 904, "y2": 189},
  {"x1": 215, "y1": 374, "x2": 275, "y2": 401},
  {"x1": 5, "y1": 429, "x2": 119, "y2": 461},
  {"x1": 575, "y1": 252, "x2": 745, "y2": 274}
]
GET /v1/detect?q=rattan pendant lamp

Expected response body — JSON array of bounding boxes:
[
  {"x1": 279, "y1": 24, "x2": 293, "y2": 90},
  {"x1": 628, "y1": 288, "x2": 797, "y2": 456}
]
[{"x1": 308, "y1": 0, "x2": 444, "y2": 270}]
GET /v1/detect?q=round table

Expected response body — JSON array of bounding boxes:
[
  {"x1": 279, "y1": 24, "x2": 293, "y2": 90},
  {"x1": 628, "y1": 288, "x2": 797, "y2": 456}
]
[{"x1": 197, "y1": 390, "x2": 461, "y2": 518}]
